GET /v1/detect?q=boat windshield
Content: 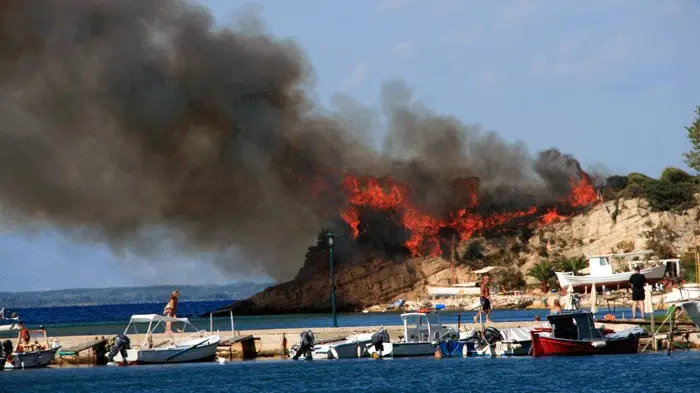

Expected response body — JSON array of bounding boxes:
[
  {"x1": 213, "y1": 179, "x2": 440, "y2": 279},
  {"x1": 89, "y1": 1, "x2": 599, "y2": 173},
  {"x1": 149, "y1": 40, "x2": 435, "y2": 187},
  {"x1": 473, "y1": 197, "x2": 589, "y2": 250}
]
[
  {"x1": 425, "y1": 313, "x2": 440, "y2": 326},
  {"x1": 124, "y1": 314, "x2": 199, "y2": 335},
  {"x1": 548, "y1": 312, "x2": 604, "y2": 341}
]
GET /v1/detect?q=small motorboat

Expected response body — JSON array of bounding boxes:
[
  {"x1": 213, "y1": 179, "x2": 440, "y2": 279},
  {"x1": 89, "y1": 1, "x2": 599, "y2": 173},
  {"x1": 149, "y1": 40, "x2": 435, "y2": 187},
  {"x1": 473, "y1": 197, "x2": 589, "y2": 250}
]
[
  {"x1": 4, "y1": 328, "x2": 60, "y2": 369},
  {"x1": 107, "y1": 314, "x2": 220, "y2": 365},
  {"x1": 0, "y1": 308, "x2": 21, "y2": 332},
  {"x1": 366, "y1": 312, "x2": 463, "y2": 358},
  {"x1": 329, "y1": 333, "x2": 373, "y2": 359},
  {"x1": 530, "y1": 311, "x2": 642, "y2": 357},
  {"x1": 289, "y1": 331, "x2": 374, "y2": 360},
  {"x1": 470, "y1": 325, "x2": 548, "y2": 357}
]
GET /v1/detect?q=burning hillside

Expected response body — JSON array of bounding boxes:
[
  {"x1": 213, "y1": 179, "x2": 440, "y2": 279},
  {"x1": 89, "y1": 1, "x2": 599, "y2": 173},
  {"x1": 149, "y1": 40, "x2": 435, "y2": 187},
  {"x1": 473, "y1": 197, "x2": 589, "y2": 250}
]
[
  {"x1": 0, "y1": 0, "x2": 602, "y2": 280},
  {"x1": 329, "y1": 169, "x2": 598, "y2": 259}
]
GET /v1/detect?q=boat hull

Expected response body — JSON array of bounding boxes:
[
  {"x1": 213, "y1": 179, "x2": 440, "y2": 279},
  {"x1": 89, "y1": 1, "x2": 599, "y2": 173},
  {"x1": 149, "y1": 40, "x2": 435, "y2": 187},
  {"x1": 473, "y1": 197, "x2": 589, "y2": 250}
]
[
  {"x1": 680, "y1": 301, "x2": 700, "y2": 328},
  {"x1": 113, "y1": 337, "x2": 220, "y2": 365},
  {"x1": 367, "y1": 342, "x2": 440, "y2": 357},
  {"x1": 438, "y1": 340, "x2": 474, "y2": 357},
  {"x1": 531, "y1": 334, "x2": 639, "y2": 357},
  {"x1": 330, "y1": 340, "x2": 372, "y2": 359},
  {"x1": 556, "y1": 265, "x2": 666, "y2": 289},
  {"x1": 474, "y1": 340, "x2": 532, "y2": 357},
  {"x1": 664, "y1": 284, "x2": 700, "y2": 304},
  {"x1": 4, "y1": 349, "x2": 57, "y2": 369}
]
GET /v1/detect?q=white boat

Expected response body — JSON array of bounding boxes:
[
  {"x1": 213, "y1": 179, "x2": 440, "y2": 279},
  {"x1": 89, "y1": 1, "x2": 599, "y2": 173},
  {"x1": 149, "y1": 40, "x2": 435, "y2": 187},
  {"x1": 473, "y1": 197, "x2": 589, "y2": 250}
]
[
  {"x1": 329, "y1": 333, "x2": 373, "y2": 359},
  {"x1": 4, "y1": 328, "x2": 59, "y2": 369},
  {"x1": 472, "y1": 325, "x2": 549, "y2": 357},
  {"x1": 663, "y1": 283, "x2": 700, "y2": 304},
  {"x1": 110, "y1": 314, "x2": 220, "y2": 365},
  {"x1": 289, "y1": 332, "x2": 374, "y2": 359},
  {"x1": 366, "y1": 312, "x2": 456, "y2": 357},
  {"x1": 427, "y1": 283, "x2": 481, "y2": 297},
  {"x1": 0, "y1": 322, "x2": 20, "y2": 332},
  {"x1": 0, "y1": 308, "x2": 20, "y2": 332},
  {"x1": 555, "y1": 250, "x2": 679, "y2": 289},
  {"x1": 680, "y1": 301, "x2": 700, "y2": 328}
]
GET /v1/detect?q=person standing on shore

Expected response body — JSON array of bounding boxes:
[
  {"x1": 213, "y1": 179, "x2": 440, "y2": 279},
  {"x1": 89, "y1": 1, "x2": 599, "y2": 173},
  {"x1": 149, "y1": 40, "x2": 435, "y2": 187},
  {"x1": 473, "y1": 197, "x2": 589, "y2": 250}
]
[
  {"x1": 629, "y1": 266, "x2": 646, "y2": 320},
  {"x1": 163, "y1": 290, "x2": 179, "y2": 334},
  {"x1": 473, "y1": 275, "x2": 492, "y2": 324}
]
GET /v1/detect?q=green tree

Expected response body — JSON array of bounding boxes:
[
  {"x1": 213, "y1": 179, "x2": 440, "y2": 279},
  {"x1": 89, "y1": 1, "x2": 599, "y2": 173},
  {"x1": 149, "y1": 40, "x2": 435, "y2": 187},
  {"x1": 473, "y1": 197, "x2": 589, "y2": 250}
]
[
  {"x1": 528, "y1": 261, "x2": 556, "y2": 292},
  {"x1": 684, "y1": 105, "x2": 700, "y2": 172},
  {"x1": 554, "y1": 256, "x2": 588, "y2": 275}
]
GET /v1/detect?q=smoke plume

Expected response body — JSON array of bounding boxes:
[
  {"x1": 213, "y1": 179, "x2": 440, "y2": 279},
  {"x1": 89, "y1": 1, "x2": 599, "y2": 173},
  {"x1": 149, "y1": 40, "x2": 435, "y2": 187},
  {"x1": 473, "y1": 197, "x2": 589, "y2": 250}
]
[{"x1": 0, "y1": 0, "x2": 592, "y2": 280}]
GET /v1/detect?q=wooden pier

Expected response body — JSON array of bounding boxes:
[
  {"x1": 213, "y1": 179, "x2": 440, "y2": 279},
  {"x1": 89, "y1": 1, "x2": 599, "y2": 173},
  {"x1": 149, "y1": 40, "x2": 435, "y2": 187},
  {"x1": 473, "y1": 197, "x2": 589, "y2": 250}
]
[{"x1": 21, "y1": 319, "x2": 693, "y2": 367}]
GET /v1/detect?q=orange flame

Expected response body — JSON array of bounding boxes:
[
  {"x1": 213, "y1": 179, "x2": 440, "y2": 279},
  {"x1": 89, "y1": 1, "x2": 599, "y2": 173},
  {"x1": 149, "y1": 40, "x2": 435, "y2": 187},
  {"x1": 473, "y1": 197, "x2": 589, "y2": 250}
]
[
  {"x1": 541, "y1": 208, "x2": 565, "y2": 225},
  {"x1": 338, "y1": 170, "x2": 599, "y2": 255},
  {"x1": 569, "y1": 172, "x2": 597, "y2": 207}
]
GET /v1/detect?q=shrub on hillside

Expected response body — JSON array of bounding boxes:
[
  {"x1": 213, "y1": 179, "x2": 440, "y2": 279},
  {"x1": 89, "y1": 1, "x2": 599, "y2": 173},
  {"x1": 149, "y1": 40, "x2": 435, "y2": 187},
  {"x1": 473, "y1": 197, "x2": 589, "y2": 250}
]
[
  {"x1": 643, "y1": 180, "x2": 697, "y2": 212},
  {"x1": 619, "y1": 172, "x2": 656, "y2": 198},
  {"x1": 660, "y1": 167, "x2": 693, "y2": 183},
  {"x1": 605, "y1": 175, "x2": 628, "y2": 191}
]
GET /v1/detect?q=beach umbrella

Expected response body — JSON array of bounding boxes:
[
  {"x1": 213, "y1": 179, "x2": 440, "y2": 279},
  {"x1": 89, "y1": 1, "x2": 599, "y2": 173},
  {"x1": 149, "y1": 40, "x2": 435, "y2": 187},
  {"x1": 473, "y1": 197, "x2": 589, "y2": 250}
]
[
  {"x1": 590, "y1": 285, "x2": 598, "y2": 314},
  {"x1": 563, "y1": 283, "x2": 576, "y2": 310},
  {"x1": 644, "y1": 284, "x2": 653, "y2": 314}
]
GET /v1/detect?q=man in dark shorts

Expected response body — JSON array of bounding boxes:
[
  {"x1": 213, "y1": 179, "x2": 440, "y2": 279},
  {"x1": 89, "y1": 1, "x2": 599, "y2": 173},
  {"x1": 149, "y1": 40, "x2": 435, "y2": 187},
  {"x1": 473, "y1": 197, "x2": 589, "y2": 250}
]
[
  {"x1": 473, "y1": 275, "x2": 492, "y2": 324},
  {"x1": 629, "y1": 265, "x2": 646, "y2": 320}
]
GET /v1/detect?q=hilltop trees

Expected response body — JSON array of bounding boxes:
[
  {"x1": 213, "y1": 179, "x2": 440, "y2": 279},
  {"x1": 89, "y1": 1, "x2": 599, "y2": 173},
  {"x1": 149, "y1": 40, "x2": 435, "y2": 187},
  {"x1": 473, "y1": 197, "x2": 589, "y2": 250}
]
[{"x1": 684, "y1": 105, "x2": 700, "y2": 173}]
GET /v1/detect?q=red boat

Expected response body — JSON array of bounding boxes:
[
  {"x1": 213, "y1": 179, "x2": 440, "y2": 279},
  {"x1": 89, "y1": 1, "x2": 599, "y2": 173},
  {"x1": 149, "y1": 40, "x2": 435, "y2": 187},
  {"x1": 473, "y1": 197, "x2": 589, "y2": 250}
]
[{"x1": 531, "y1": 312, "x2": 641, "y2": 357}]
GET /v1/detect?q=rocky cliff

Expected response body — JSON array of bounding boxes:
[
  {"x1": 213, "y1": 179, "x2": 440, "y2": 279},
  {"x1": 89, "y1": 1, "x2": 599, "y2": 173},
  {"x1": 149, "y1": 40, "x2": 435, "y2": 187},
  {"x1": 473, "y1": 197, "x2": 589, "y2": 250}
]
[{"x1": 216, "y1": 197, "x2": 700, "y2": 316}]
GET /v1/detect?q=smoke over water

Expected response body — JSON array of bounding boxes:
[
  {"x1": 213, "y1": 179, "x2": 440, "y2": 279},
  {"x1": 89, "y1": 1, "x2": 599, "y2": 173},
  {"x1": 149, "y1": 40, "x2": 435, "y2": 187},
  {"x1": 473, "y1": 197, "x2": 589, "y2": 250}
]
[{"x1": 0, "y1": 0, "x2": 598, "y2": 281}]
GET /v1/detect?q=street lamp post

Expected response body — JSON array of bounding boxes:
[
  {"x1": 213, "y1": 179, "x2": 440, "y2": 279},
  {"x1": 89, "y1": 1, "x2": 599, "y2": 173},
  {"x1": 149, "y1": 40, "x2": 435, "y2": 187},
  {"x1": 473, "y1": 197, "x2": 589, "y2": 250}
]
[{"x1": 326, "y1": 230, "x2": 337, "y2": 328}]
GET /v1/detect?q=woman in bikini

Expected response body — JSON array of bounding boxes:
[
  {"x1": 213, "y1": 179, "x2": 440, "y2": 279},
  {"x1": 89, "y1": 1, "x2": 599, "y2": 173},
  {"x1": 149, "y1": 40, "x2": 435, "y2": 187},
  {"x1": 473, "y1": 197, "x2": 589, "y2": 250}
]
[{"x1": 163, "y1": 290, "x2": 179, "y2": 334}]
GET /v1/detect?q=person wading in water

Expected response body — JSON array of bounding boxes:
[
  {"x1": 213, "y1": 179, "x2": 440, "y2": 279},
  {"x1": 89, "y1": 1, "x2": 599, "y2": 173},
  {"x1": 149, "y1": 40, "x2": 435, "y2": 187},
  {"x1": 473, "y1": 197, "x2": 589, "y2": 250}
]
[
  {"x1": 163, "y1": 290, "x2": 180, "y2": 334},
  {"x1": 473, "y1": 275, "x2": 493, "y2": 324},
  {"x1": 629, "y1": 266, "x2": 646, "y2": 320}
]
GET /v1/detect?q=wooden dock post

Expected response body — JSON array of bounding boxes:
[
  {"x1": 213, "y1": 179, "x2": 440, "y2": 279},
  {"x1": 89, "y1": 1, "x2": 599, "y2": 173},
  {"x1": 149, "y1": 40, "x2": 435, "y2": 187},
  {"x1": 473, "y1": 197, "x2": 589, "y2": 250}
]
[
  {"x1": 650, "y1": 312, "x2": 655, "y2": 351},
  {"x1": 667, "y1": 306, "x2": 675, "y2": 356}
]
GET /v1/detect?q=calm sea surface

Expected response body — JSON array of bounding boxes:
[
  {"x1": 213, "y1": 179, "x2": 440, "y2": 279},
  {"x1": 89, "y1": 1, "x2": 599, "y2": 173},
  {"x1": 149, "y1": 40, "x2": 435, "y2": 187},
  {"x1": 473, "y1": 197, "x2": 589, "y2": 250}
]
[
  {"x1": 1, "y1": 301, "x2": 661, "y2": 337},
  {"x1": 3, "y1": 352, "x2": 699, "y2": 392}
]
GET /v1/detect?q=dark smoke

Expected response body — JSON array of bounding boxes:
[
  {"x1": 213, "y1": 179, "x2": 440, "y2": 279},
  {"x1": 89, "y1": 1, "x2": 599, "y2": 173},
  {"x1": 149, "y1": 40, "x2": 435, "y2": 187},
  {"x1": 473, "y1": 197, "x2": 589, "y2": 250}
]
[{"x1": 0, "y1": 0, "x2": 591, "y2": 281}]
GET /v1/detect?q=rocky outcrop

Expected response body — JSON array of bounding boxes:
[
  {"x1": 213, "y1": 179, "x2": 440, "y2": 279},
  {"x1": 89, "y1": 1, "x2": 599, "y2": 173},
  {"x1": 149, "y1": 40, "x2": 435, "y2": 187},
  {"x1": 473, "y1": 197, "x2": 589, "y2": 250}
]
[
  {"x1": 215, "y1": 197, "x2": 700, "y2": 315},
  {"x1": 523, "y1": 197, "x2": 700, "y2": 272},
  {"x1": 217, "y1": 257, "x2": 475, "y2": 315}
]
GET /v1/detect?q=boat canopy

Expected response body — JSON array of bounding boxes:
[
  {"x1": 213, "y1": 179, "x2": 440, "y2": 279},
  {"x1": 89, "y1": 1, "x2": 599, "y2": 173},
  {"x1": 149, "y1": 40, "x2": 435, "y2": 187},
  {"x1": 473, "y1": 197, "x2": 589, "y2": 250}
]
[
  {"x1": 400, "y1": 312, "x2": 442, "y2": 343},
  {"x1": 547, "y1": 312, "x2": 604, "y2": 341},
  {"x1": 129, "y1": 314, "x2": 190, "y2": 324}
]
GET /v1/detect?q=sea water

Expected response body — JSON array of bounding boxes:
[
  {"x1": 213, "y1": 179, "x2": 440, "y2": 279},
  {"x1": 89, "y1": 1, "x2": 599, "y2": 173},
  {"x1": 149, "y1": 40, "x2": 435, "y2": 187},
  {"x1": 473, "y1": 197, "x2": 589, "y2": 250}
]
[{"x1": 2, "y1": 352, "x2": 699, "y2": 392}]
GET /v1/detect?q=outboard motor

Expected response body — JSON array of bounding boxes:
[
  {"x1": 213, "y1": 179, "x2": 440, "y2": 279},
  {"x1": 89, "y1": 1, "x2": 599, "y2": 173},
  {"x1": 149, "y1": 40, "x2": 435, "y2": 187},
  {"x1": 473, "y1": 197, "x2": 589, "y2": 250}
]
[
  {"x1": 106, "y1": 334, "x2": 130, "y2": 364},
  {"x1": 462, "y1": 329, "x2": 479, "y2": 342},
  {"x1": 371, "y1": 328, "x2": 390, "y2": 353},
  {"x1": 483, "y1": 327, "x2": 503, "y2": 345},
  {"x1": 438, "y1": 326, "x2": 459, "y2": 342},
  {"x1": 292, "y1": 330, "x2": 315, "y2": 360}
]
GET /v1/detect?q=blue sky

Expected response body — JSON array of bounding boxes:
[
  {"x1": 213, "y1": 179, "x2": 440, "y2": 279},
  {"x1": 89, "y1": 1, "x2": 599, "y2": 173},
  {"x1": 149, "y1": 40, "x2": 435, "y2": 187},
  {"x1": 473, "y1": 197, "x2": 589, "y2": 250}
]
[{"x1": 1, "y1": 0, "x2": 698, "y2": 291}]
